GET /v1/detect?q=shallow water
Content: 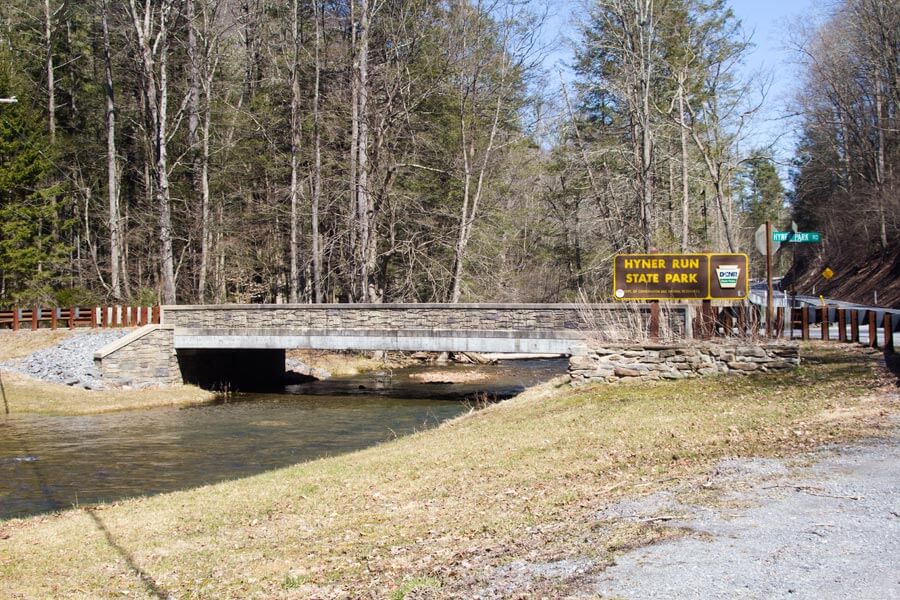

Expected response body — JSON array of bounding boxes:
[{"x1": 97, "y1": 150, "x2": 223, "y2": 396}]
[{"x1": 0, "y1": 359, "x2": 565, "y2": 520}]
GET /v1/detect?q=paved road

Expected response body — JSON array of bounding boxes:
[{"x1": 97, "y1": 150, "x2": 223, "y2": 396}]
[{"x1": 591, "y1": 421, "x2": 900, "y2": 600}]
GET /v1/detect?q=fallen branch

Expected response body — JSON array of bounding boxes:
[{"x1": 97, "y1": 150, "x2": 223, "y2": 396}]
[
  {"x1": 635, "y1": 515, "x2": 682, "y2": 523},
  {"x1": 764, "y1": 484, "x2": 862, "y2": 501}
]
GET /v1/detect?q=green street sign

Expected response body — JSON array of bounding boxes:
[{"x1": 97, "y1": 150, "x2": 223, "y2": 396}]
[{"x1": 772, "y1": 231, "x2": 821, "y2": 243}]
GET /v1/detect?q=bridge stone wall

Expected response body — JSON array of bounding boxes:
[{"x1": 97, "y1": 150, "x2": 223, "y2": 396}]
[
  {"x1": 161, "y1": 303, "x2": 598, "y2": 332},
  {"x1": 93, "y1": 325, "x2": 180, "y2": 386},
  {"x1": 569, "y1": 342, "x2": 800, "y2": 384}
]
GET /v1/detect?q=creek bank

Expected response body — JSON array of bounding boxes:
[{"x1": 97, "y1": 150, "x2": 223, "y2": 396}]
[{"x1": 569, "y1": 341, "x2": 800, "y2": 384}]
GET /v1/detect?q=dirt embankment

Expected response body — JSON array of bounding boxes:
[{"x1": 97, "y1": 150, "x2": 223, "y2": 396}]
[{"x1": 783, "y1": 240, "x2": 900, "y2": 307}]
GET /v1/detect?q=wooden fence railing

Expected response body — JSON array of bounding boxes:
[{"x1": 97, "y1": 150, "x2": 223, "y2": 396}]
[
  {"x1": 705, "y1": 303, "x2": 897, "y2": 354},
  {"x1": 0, "y1": 305, "x2": 160, "y2": 331}
]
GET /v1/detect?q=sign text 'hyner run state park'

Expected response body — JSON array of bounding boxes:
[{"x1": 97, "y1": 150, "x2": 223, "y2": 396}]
[{"x1": 613, "y1": 253, "x2": 749, "y2": 301}]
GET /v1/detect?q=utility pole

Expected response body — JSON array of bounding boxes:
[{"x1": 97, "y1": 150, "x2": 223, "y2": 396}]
[{"x1": 765, "y1": 220, "x2": 774, "y2": 337}]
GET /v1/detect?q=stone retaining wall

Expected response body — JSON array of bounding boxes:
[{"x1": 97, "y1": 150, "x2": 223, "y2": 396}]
[
  {"x1": 93, "y1": 325, "x2": 180, "y2": 386},
  {"x1": 569, "y1": 342, "x2": 800, "y2": 384}
]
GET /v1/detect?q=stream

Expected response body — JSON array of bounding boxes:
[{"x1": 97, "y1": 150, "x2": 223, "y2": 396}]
[{"x1": 0, "y1": 359, "x2": 565, "y2": 520}]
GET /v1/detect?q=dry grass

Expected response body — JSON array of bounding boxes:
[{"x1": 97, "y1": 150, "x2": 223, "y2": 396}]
[
  {"x1": 0, "y1": 371, "x2": 215, "y2": 416},
  {"x1": 0, "y1": 345, "x2": 895, "y2": 598},
  {"x1": 288, "y1": 348, "x2": 416, "y2": 377},
  {"x1": 408, "y1": 369, "x2": 489, "y2": 383},
  {"x1": 0, "y1": 329, "x2": 76, "y2": 361}
]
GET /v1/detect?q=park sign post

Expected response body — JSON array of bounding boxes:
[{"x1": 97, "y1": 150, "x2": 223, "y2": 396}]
[{"x1": 613, "y1": 253, "x2": 749, "y2": 301}]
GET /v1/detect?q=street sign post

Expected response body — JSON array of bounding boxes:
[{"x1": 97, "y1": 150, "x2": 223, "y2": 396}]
[
  {"x1": 766, "y1": 221, "x2": 774, "y2": 337},
  {"x1": 772, "y1": 231, "x2": 821, "y2": 243}
]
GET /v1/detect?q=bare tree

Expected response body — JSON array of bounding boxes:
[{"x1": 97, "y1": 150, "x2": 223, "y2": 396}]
[
  {"x1": 43, "y1": 0, "x2": 61, "y2": 144},
  {"x1": 311, "y1": 0, "x2": 323, "y2": 303},
  {"x1": 355, "y1": 0, "x2": 373, "y2": 301},
  {"x1": 101, "y1": 0, "x2": 122, "y2": 299},
  {"x1": 126, "y1": 0, "x2": 177, "y2": 303},
  {"x1": 446, "y1": 0, "x2": 543, "y2": 302}
]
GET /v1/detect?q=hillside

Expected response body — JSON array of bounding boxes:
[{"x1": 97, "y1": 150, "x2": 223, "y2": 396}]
[{"x1": 782, "y1": 241, "x2": 900, "y2": 308}]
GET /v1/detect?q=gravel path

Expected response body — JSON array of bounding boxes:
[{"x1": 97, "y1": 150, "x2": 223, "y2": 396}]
[
  {"x1": 0, "y1": 330, "x2": 129, "y2": 389},
  {"x1": 591, "y1": 424, "x2": 900, "y2": 600}
]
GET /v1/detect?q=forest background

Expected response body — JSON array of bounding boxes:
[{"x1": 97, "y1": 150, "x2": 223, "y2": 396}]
[{"x1": 0, "y1": 0, "x2": 896, "y2": 307}]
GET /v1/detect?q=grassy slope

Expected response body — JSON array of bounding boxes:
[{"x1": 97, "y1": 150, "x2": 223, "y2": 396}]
[
  {"x1": 0, "y1": 346, "x2": 895, "y2": 598},
  {"x1": 0, "y1": 372, "x2": 215, "y2": 416}
]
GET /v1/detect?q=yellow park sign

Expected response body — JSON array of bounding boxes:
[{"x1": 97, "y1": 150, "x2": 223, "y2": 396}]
[{"x1": 613, "y1": 253, "x2": 749, "y2": 301}]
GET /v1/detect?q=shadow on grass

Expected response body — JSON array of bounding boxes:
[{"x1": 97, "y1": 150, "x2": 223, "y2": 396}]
[
  {"x1": 87, "y1": 510, "x2": 172, "y2": 600},
  {"x1": 884, "y1": 352, "x2": 900, "y2": 387},
  {"x1": 799, "y1": 348, "x2": 870, "y2": 366},
  {"x1": 1, "y1": 370, "x2": 8, "y2": 415},
  {"x1": 799, "y1": 344, "x2": 899, "y2": 387}
]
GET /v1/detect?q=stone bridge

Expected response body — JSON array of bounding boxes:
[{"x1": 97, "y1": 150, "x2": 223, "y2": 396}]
[{"x1": 94, "y1": 303, "x2": 688, "y2": 389}]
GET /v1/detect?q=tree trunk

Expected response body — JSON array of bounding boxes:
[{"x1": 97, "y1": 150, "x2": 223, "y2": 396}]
[
  {"x1": 449, "y1": 84, "x2": 505, "y2": 303},
  {"x1": 311, "y1": 0, "x2": 323, "y2": 303},
  {"x1": 678, "y1": 83, "x2": 690, "y2": 252},
  {"x1": 198, "y1": 77, "x2": 212, "y2": 303},
  {"x1": 713, "y1": 174, "x2": 736, "y2": 252},
  {"x1": 348, "y1": 0, "x2": 359, "y2": 301},
  {"x1": 102, "y1": 0, "x2": 121, "y2": 300},
  {"x1": 288, "y1": 0, "x2": 303, "y2": 303},
  {"x1": 186, "y1": 0, "x2": 205, "y2": 300},
  {"x1": 44, "y1": 0, "x2": 56, "y2": 145},
  {"x1": 128, "y1": 0, "x2": 177, "y2": 303},
  {"x1": 874, "y1": 72, "x2": 888, "y2": 251},
  {"x1": 187, "y1": 0, "x2": 201, "y2": 179},
  {"x1": 638, "y1": 0, "x2": 655, "y2": 252},
  {"x1": 157, "y1": 16, "x2": 176, "y2": 303},
  {"x1": 356, "y1": 0, "x2": 372, "y2": 301}
]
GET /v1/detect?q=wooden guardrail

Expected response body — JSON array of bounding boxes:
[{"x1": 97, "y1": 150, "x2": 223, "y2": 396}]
[
  {"x1": 709, "y1": 303, "x2": 897, "y2": 355},
  {"x1": 0, "y1": 305, "x2": 160, "y2": 331},
  {"x1": 783, "y1": 306, "x2": 896, "y2": 353}
]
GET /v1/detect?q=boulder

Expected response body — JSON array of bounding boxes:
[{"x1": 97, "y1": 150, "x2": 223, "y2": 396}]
[
  {"x1": 614, "y1": 366, "x2": 642, "y2": 378},
  {"x1": 728, "y1": 361, "x2": 759, "y2": 371}
]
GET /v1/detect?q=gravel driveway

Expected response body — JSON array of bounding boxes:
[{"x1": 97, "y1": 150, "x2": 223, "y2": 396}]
[{"x1": 590, "y1": 422, "x2": 900, "y2": 600}]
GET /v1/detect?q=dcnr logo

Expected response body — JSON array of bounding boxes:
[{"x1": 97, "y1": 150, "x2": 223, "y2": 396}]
[{"x1": 716, "y1": 265, "x2": 740, "y2": 289}]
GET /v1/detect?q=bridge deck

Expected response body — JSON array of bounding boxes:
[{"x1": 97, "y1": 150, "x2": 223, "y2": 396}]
[{"x1": 173, "y1": 328, "x2": 586, "y2": 354}]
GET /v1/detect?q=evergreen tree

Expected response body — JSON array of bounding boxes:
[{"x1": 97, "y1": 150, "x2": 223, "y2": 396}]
[{"x1": 0, "y1": 64, "x2": 70, "y2": 305}]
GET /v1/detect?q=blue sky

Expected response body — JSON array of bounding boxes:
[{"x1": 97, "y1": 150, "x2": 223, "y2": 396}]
[{"x1": 539, "y1": 0, "x2": 823, "y2": 166}]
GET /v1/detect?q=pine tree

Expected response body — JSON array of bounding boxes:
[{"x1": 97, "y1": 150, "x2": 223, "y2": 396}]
[{"x1": 0, "y1": 65, "x2": 70, "y2": 305}]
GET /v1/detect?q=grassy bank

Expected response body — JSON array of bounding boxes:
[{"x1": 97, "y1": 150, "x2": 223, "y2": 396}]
[
  {"x1": 0, "y1": 371, "x2": 215, "y2": 416},
  {"x1": 0, "y1": 330, "x2": 215, "y2": 416},
  {"x1": 0, "y1": 345, "x2": 896, "y2": 598}
]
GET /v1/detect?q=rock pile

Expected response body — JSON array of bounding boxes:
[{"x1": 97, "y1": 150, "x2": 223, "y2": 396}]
[
  {"x1": 1, "y1": 331, "x2": 129, "y2": 389},
  {"x1": 569, "y1": 342, "x2": 800, "y2": 384}
]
